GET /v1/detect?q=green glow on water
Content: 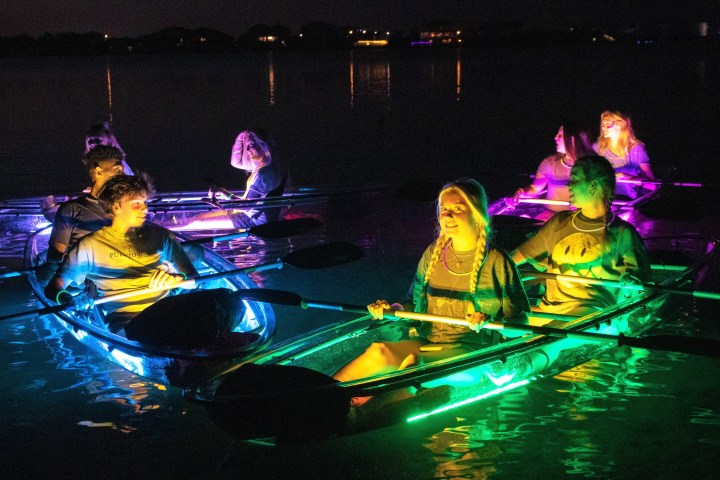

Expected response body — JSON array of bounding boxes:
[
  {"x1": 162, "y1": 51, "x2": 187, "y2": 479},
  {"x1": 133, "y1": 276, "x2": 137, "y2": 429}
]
[{"x1": 406, "y1": 379, "x2": 531, "y2": 423}]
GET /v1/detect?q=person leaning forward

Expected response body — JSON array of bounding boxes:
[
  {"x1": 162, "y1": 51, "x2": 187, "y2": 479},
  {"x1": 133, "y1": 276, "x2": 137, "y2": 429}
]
[{"x1": 44, "y1": 174, "x2": 201, "y2": 339}]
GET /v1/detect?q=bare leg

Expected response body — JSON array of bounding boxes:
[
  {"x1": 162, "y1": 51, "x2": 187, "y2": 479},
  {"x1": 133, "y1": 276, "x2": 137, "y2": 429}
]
[{"x1": 333, "y1": 339, "x2": 423, "y2": 383}]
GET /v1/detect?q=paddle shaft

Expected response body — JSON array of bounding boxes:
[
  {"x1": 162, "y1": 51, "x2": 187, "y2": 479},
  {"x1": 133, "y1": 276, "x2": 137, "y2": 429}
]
[
  {"x1": 518, "y1": 197, "x2": 630, "y2": 207},
  {"x1": 366, "y1": 309, "x2": 720, "y2": 358},
  {"x1": 216, "y1": 289, "x2": 720, "y2": 357},
  {"x1": 299, "y1": 300, "x2": 576, "y2": 322},
  {"x1": 523, "y1": 271, "x2": 720, "y2": 300},
  {"x1": 0, "y1": 260, "x2": 284, "y2": 323}
]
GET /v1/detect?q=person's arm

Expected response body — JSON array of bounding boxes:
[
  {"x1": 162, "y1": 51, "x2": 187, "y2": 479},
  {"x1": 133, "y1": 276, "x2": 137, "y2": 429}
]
[
  {"x1": 506, "y1": 163, "x2": 549, "y2": 207},
  {"x1": 632, "y1": 144, "x2": 654, "y2": 179},
  {"x1": 617, "y1": 226, "x2": 652, "y2": 284},
  {"x1": 47, "y1": 203, "x2": 74, "y2": 261},
  {"x1": 44, "y1": 272, "x2": 92, "y2": 310},
  {"x1": 499, "y1": 252, "x2": 531, "y2": 329},
  {"x1": 159, "y1": 231, "x2": 199, "y2": 285}
]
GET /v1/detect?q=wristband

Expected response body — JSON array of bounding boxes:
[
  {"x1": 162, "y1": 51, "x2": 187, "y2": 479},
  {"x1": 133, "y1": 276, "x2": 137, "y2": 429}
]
[
  {"x1": 177, "y1": 272, "x2": 187, "y2": 280},
  {"x1": 390, "y1": 303, "x2": 404, "y2": 311},
  {"x1": 56, "y1": 289, "x2": 71, "y2": 305}
]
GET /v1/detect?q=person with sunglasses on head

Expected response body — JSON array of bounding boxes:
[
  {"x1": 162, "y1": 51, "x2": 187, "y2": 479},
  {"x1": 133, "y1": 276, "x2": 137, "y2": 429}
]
[
  {"x1": 84, "y1": 122, "x2": 133, "y2": 176},
  {"x1": 505, "y1": 122, "x2": 594, "y2": 221},
  {"x1": 206, "y1": 129, "x2": 287, "y2": 228},
  {"x1": 593, "y1": 110, "x2": 655, "y2": 198}
]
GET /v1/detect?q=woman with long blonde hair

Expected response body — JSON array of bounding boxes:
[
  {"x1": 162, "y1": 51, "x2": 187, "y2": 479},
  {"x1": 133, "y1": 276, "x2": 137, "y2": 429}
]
[
  {"x1": 333, "y1": 178, "x2": 530, "y2": 389},
  {"x1": 594, "y1": 110, "x2": 655, "y2": 198}
]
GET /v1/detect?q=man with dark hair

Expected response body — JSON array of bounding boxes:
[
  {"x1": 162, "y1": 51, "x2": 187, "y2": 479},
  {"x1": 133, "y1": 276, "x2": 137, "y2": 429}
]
[
  {"x1": 47, "y1": 146, "x2": 126, "y2": 262},
  {"x1": 45, "y1": 174, "x2": 199, "y2": 335}
]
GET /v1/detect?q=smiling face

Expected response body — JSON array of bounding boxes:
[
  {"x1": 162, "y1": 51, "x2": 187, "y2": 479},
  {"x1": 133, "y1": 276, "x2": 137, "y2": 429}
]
[
  {"x1": 112, "y1": 193, "x2": 149, "y2": 230},
  {"x1": 600, "y1": 115, "x2": 624, "y2": 140},
  {"x1": 567, "y1": 168, "x2": 596, "y2": 208},
  {"x1": 438, "y1": 190, "x2": 477, "y2": 241}
]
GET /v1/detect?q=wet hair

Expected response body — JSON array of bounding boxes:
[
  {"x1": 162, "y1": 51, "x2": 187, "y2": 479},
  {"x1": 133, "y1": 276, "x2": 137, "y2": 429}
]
[
  {"x1": 81, "y1": 145, "x2": 124, "y2": 171},
  {"x1": 424, "y1": 178, "x2": 492, "y2": 294},
  {"x1": 573, "y1": 155, "x2": 616, "y2": 208},
  {"x1": 596, "y1": 110, "x2": 643, "y2": 157},
  {"x1": 84, "y1": 121, "x2": 126, "y2": 157},
  {"x1": 98, "y1": 172, "x2": 156, "y2": 215},
  {"x1": 230, "y1": 130, "x2": 273, "y2": 171},
  {"x1": 561, "y1": 121, "x2": 593, "y2": 162}
]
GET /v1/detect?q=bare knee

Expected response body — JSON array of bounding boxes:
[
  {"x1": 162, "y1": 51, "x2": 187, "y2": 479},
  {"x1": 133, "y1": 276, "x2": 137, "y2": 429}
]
[{"x1": 364, "y1": 342, "x2": 396, "y2": 369}]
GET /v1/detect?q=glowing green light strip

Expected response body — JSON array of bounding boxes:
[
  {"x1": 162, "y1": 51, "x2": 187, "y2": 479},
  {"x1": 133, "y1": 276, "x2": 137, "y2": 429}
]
[{"x1": 406, "y1": 379, "x2": 530, "y2": 423}]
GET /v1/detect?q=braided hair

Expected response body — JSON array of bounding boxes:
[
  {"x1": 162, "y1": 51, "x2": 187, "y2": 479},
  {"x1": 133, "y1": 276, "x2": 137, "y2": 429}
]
[{"x1": 423, "y1": 178, "x2": 492, "y2": 294}]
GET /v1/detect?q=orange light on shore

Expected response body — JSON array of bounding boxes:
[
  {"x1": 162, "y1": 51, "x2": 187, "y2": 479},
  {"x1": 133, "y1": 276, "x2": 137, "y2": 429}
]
[{"x1": 354, "y1": 39, "x2": 388, "y2": 47}]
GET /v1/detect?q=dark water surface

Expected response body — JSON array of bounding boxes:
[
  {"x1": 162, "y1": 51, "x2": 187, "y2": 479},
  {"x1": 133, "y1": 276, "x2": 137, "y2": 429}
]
[{"x1": 1, "y1": 47, "x2": 719, "y2": 478}]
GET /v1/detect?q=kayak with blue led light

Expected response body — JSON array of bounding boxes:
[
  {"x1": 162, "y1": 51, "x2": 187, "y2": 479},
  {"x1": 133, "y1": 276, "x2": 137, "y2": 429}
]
[{"x1": 21, "y1": 224, "x2": 278, "y2": 387}]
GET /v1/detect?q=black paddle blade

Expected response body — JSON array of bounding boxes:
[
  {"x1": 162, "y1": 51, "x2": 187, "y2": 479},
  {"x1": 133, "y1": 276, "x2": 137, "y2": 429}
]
[
  {"x1": 231, "y1": 288, "x2": 303, "y2": 307},
  {"x1": 284, "y1": 241, "x2": 364, "y2": 269},
  {"x1": 198, "y1": 363, "x2": 349, "y2": 441},
  {"x1": 250, "y1": 217, "x2": 322, "y2": 239}
]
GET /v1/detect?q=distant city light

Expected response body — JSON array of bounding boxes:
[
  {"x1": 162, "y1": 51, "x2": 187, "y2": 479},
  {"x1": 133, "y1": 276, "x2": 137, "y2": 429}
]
[{"x1": 354, "y1": 39, "x2": 389, "y2": 47}]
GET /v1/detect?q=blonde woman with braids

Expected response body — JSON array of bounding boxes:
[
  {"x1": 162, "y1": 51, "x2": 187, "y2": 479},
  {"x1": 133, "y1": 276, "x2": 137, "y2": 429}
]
[
  {"x1": 333, "y1": 178, "x2": 530, "y2": 387},
  {"x1": 594, "y1": 110, "x2": 655, "y2": 198},
  {"x1": 511, "y1": 156, "x2": 651, "y2": 316}
]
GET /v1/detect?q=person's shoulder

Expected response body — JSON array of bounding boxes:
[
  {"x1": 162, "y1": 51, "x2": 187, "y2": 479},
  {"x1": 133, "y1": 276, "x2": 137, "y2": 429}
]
[
  {"x1": 142, "y1": 222, "x2": 174, "y2": 237},
  {"x1": 609, "y1": 215, "x2": 640, "y2": 234},
  {"x1": 486, "y1": 245, "x2": 509, "y2": 262},
  {"x1": 544, "y1": 209, "x2": 573, "y2": 226},
  {"x1": 539, "y1": 152, "x2": 561, "y2": 165},
  {"x1": 56, "y1": 194, "x2": 89, "y2": 211}
]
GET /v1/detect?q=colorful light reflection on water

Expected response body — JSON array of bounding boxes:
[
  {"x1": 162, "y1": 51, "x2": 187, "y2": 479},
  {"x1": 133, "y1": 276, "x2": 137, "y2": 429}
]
[{"x1": 1, "y1": 191, "x2": 719, "y2": 479}]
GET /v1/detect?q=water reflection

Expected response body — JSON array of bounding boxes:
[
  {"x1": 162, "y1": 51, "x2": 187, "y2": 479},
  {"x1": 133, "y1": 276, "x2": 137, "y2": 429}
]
[
  {"x1": 267, "y1": 52, "x2": 276, "y2": 106},
  {"x1": 421, "y1": 304, "x2": 704, "y2": 478},
  {"x1": 456, "y1": 51, "x2": 462, "y2": 102},
  {"x1": 347, "y1": 52, "x2": 391, "y2": 109},
  {"x1": 106, "y1": 57, "x2": 114, "y2": 122}
]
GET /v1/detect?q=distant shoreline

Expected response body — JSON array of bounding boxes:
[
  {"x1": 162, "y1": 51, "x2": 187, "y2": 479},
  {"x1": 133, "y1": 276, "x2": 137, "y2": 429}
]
[{"x1": 2, "y1": 24, "x2": 717, "y2": 57}]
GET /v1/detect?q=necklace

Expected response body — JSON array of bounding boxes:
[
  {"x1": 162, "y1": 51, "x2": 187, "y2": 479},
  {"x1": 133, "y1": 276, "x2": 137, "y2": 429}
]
[
  {"x1": 442, "y1": 242, "x2": 474, "y2": 274},
  {"x1": 571, "y1": 210, "x2": 614, "y2": 232},
  {"x1": 559, "y1": 154, "x2": 573, "y2": 169}
]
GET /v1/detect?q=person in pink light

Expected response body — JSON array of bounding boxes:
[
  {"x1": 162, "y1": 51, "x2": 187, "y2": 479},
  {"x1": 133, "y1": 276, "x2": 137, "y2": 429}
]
[
  {"x1": 505, "y1": 122, "x2": 594, "y2": 221},
  {"x1": 593, "y1": 110, "x2": 655, "y2": 198},
  {"x1": 209, "y1": 130, "x2": 286, "y2": 227}
]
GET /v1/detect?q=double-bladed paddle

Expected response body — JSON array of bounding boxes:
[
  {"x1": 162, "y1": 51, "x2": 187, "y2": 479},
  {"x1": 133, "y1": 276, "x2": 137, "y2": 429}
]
[
  {"x1": 0, "y1": 241, "x2": 363, "y2": 323},
  {"x1": 0, "y1": 218, "x2": 322, "y2": 280},
  {"x1": 219, "y1": 288, "x2": 720, "y2": 358}
]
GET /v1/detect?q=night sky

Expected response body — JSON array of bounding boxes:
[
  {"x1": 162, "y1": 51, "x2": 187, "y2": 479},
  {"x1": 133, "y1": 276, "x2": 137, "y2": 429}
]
[{"x1": 2, "y1": 1, "x2": 716, "y2": 38}]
